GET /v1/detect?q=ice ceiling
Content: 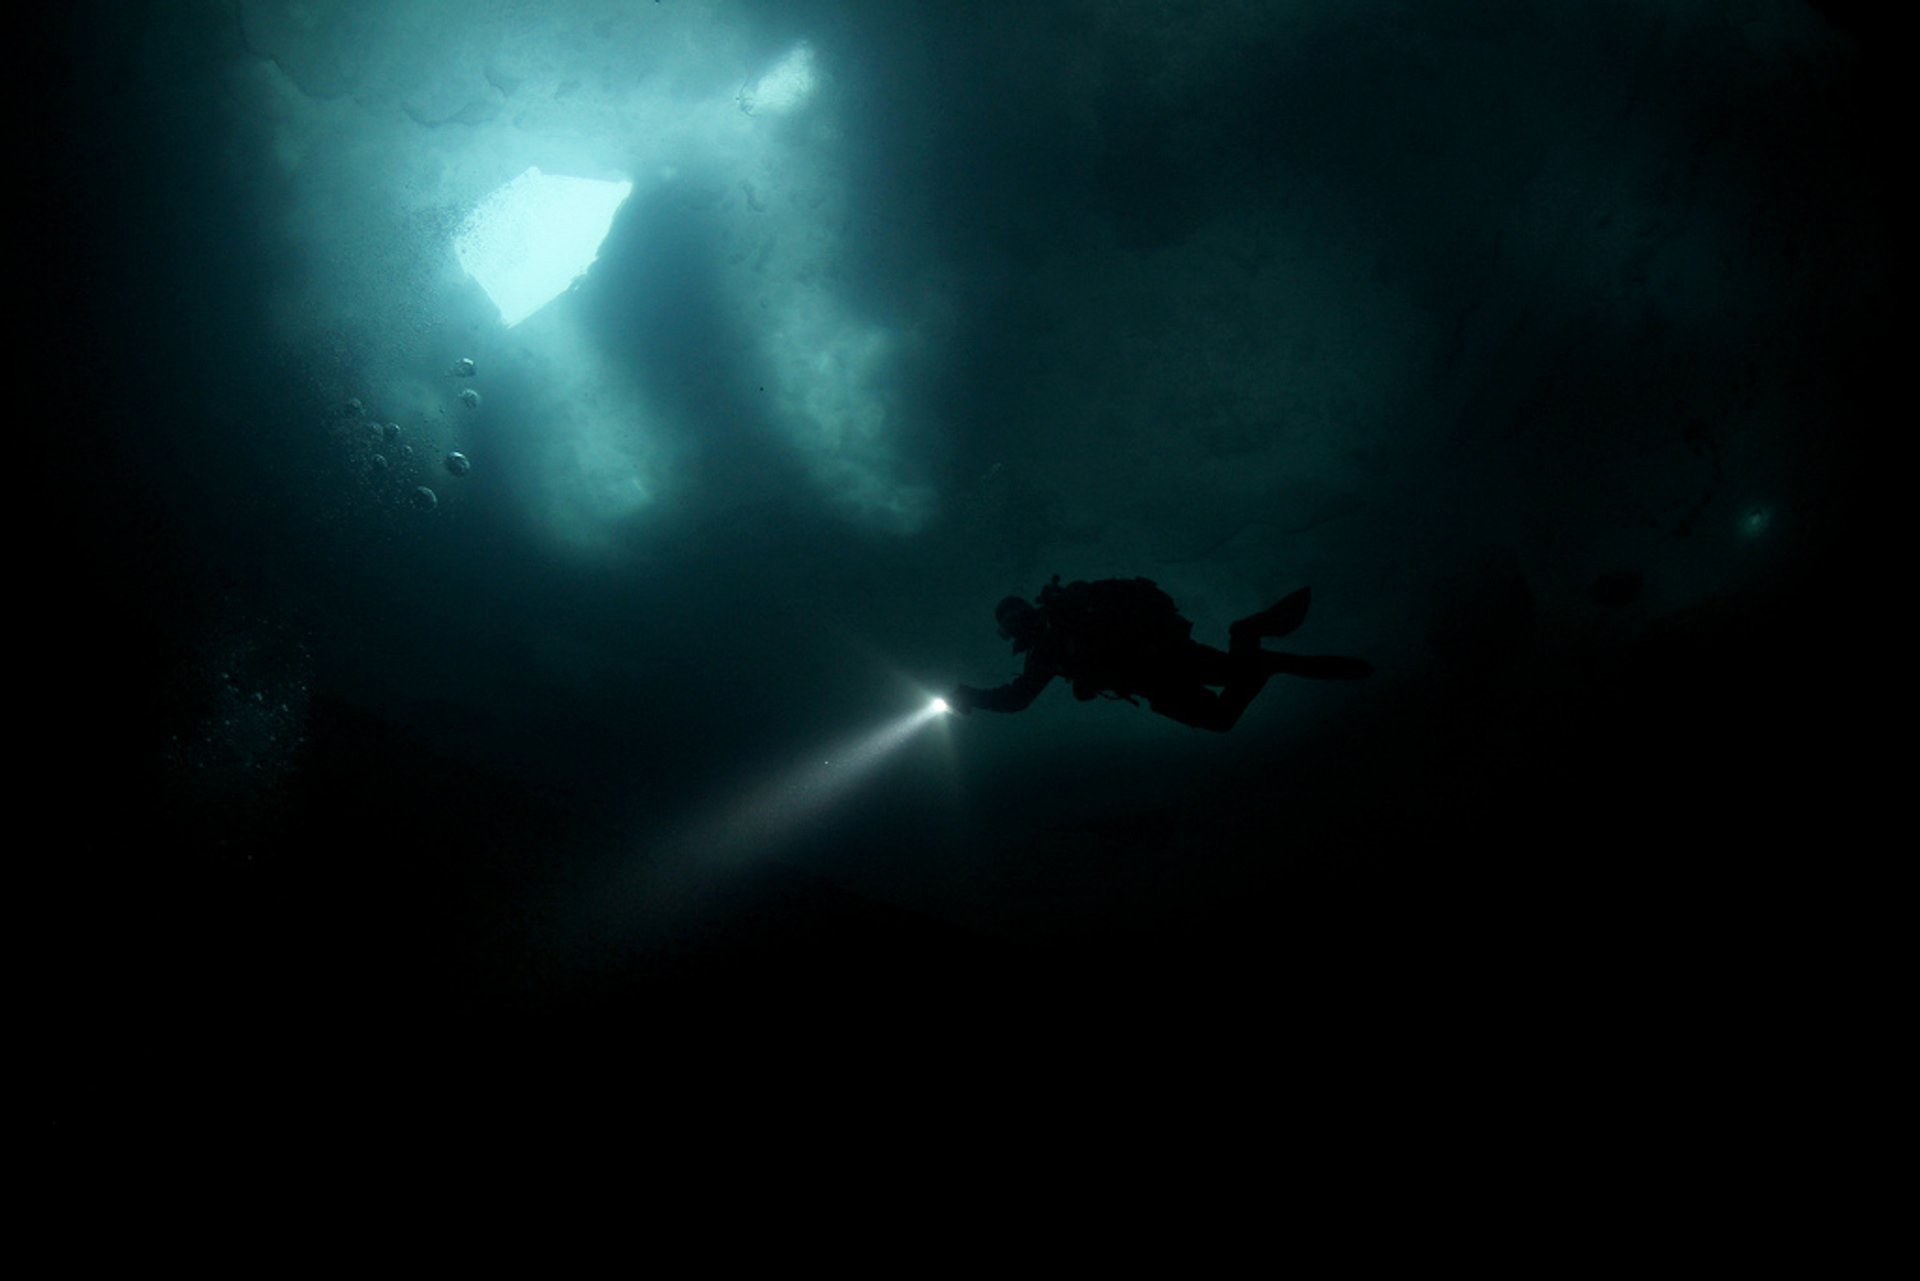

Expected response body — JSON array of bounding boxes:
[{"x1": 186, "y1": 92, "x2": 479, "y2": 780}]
[
  {"x1": 224, "y1": 0, "x2": 1867, "y2": 701},
  {"x1": 238, "y1": 2, "x2": 931, "y2": 555}
]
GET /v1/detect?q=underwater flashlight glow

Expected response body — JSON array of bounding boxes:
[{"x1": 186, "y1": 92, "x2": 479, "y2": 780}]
[{"x1": 641, "y1": 693, "x2": 951, "y2": 879}]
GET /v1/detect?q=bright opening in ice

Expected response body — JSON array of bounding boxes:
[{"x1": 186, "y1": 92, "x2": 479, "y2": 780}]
[{"x1": 453, "y1": 167, "x2": 634, "y2": 329}]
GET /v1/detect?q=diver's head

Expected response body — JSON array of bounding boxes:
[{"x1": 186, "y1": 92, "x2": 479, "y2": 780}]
[{"x1": 995, "y1": 595, "x2": 1042, "y2": 651}]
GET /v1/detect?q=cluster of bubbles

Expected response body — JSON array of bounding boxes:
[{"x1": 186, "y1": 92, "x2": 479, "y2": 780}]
[
  {"x1": 161, "y1": 618, "x2": 315, "y2": 862},
  {"x1": 338, "y1": 355, "x2": 482, "y2": 513}
]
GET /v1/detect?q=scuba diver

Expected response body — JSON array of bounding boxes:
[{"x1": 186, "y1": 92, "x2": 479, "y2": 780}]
[{"x1": 947, "y1": 576, "x2": 1372, "y2": 732}]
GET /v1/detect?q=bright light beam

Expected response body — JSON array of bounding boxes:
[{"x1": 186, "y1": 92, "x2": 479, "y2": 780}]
[
  {"x1": 605, "y1": 696, "x2": 951, "y2": 928},
  {"x1": 699, "y1": 697, "x2": 949, "y2": 860}
]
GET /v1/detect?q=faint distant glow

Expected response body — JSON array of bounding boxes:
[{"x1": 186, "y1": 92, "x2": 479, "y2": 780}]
[
  {"x1": 1739, "y1": 504, "x2": 1774, "y2": 539},
  {"x1": 453, "y1": 167, "x2": 633, "y2": 328},
  {"x1": 739, "y1": 43, "x2": 817, "y2": 116}
]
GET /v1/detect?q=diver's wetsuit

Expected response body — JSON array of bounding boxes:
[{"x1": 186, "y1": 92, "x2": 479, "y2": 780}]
[{"x1": 954, "y1": 582, "x2": 1370, "y2": 732}]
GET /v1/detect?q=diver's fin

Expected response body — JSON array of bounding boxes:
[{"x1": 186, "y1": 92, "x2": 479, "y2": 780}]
[
  {"x1": 1243, "y1": 587, "x2": 1312, "y2": 639},
  {"x1": 1270, "y1": 652, "x2": 1373, "y2": 679}
]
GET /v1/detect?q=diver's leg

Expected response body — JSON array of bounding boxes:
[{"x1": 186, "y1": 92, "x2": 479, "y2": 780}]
[
  {"x1": 1158, "y1": 642, "x2": 1272, "y2": 729},
  {"x1": 1211, "y1": 654, "x2": 1278, "y2": 728},
  {"x1": 1147, "y1": 641, "x2": 1306, "y2": 730},
  {"x1": 1229, "y1": 587, "x2": 1311, "y2": 649},
  {"x1": 1194, "y1": 645, "x2": 1368, "y2": 728},
  {"x1": 1229, "y1": 589, "x2": 1371, "y2": 679},
  {"x1": 1185, "y1": 640, "x2": 1240, "y2": 683}
]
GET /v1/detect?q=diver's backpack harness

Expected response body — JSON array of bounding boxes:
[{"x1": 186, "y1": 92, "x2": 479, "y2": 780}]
[{"x1": 1036, "y1": 575, "x2": 1193, "y2": 703}]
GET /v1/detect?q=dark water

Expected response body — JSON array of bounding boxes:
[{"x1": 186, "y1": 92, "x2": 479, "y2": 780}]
[{"x1": 29, "y1": 2, "x2": 1886, "y2": 1140}]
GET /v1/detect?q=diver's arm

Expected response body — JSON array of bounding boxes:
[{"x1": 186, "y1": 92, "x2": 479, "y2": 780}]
[{"x1": 953, "y1": 654, "x2": 1055, "y2": 714}]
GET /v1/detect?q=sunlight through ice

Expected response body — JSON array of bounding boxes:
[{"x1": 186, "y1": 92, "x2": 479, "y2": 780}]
[{"x1": 454, "y1": 167, "x2": 633, "y2": 328}]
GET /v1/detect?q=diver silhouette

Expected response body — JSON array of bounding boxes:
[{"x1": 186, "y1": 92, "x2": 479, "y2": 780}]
[{"x1": 947, "y1": 576, "x2": 1371, "y2": 732}]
